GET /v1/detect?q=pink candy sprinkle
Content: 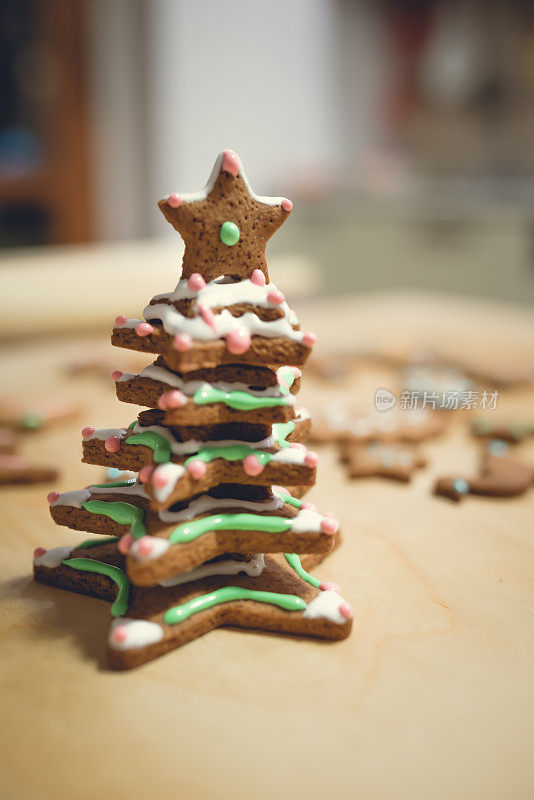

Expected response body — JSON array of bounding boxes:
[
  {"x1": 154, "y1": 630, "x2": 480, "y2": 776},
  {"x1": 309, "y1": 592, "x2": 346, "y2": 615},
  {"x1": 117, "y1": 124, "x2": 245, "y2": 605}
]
[
  {"x1": 304, "y1": 451, "x2": 319, "y2": 468},
  {"x1": 319, "y1": 581, "x2": 341, "y2": 593},
  {"x1": 243, "y1": 454, "x2": 264, "y2": 477},
  {"x1": 281, "y1": 198, "x2": 293, "y2": 211},
  {"x1": 105, "y1": 436, "x2": 121, "y2": 453},
  {"x1": 34, "y1": 547, "x2": 47, "y2": 558},
  {"x1": 187, "y1": 273, "x2": 206, "y2": 292},
  {"x1": 174, "y1": 333, "x2": 193, "y2": 352},
  {"x1": 118, "y1": 533, "x2": 134, "y2": 555},
  {"x1": 226, "y1": 328, "x2": 251, "y2": 355},
  {"x1": 167, "y1": 193, "x2": 183, "y2": 208},
  {"x1": 136, "y1": 322, "x2": 154, "y2": 338},
  {"x1": 152, "y1": 470, "x2": 168, "y2": 489},
  {"x1": 47, "y1": 491, "x2": 60, "y2": 504},
  {"x1": 301, "y1": 501, "x2": 318, "y2": 512},
  {"x1": 111, "y1": 370, "x2": 123, "y2": 382},
  {"x1": 113, "y1": 625, "x2": 128, "y2": 644},
  {"x1": 250, "y1": 269, "x2": 266, "y2": 287},
  {"x1": 222, "y1": 149, "x2": 240, "y2": 177},
  {"x1": 320, "y1": 517, "x2": 338, "y2": 535},
  {"x1": 139, "y1": 465, "x2": 154, "y2": 484},
  {"x1": 187, "y1": 459, "x2": 207, "y2": 479},
  {"x1": 158, "y1": 390, "x2": 187, "y2": 410},
  {"x1": 115, "y1": 315, "x2": 127, "y2": 326},
  {"x1": 82, "y1": 426, "x2": 95, "y2": 439},
  {"x1": 302, "y1": 331, "x2": 317, "y2": 347},
  {"x1": 267, "y1": 290, "x2": 285, "y2": 306},
  {"x1": 339, "y1": 602, "x2": 352, "y2": 619},
  {"x1": 136, "y1": 537, "x2": 154, "y2": 558},
  {"x1": 198, "y1": 303, "x2": 217, "y2": 332}
]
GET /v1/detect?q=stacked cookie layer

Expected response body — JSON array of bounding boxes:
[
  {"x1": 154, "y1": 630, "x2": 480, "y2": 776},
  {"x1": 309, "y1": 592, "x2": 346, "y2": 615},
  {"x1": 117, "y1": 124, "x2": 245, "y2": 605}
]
[{"x1": 34, "y1": 151, "x2": 353, "y2": 668}]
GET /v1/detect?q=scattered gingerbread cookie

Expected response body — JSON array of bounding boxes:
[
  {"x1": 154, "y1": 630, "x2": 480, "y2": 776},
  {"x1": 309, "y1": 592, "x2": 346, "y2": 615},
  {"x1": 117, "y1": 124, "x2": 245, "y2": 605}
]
[
  {"x1": 0, "y1": 428, "x2": 16, "y2": 454},
  {"x1": 0, "y1": 397, "x2": 78, "y2": 431},
  {"x1": 340, "y1": 441, "x2": 427, "y2": 482},
  {"x1": 0, "y1": 454, "x2": 58, "y2": 485},
  {"x1": 433, "y1": 443, "x2": 534, "y2": 501},
  {"x1": 310, "y1": 405, "x2": 446, "y2": 446},
  {"x1": 471, "y1": 418, "x2": 534, "y2": 444}
]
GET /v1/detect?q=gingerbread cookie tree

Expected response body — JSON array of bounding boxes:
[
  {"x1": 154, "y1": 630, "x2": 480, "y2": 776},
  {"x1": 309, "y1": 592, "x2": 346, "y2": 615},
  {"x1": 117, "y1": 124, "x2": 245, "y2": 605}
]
[{"x1": 35, "y1": 151, "x2": 352, "y2": 668}]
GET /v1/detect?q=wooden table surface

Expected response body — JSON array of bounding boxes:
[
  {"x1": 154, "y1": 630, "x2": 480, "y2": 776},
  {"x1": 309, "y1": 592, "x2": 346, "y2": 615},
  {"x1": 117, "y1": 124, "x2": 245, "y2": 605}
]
[{"x1": 1, "y1": 291, "x2": 533, "y2": 800}]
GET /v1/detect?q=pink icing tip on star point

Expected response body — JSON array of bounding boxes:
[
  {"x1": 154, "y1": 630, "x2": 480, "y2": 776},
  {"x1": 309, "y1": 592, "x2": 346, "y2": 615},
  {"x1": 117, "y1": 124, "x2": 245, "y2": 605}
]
[
  {"x1": 136, "y1": 322, "x2": 153, "y2": 338},
  {"x1": 222, "y1": 150, "x2": 240, "y2": 177},
  {"x1": 320, "y1": 517, "x2": 338, "y2": 535},
  {"x1": 34, "y1": 547, "x2": 47, "y2": 558},
  {"x1": 243, "y1": 454, "x2": 264, "y2": 477},
  {"x1": 250, "y1": 269, "x2": 266, "y2": 287},
  {"x1": 292, "y1": 367, "x2": 302, "y2": 378},
  {"x1": 115, "y1": 315, "x2": 127, "y2": 326},
  {"x1": 226, "y1": 328, "x2": 251, "y2": 355},
  {"x1": 267, "y1": 290, "x2": 285, "y2": 306},
  {"x1": 111, "y1": 370, "x2": 123, "y2": 382},
  {"x1": 136, "y1": 537, "x2": 154, "y2": 558},
  {"x1": 304, "y1": 451, "x2": 319, "y2": 468},
  {"x1": 152, "y1": 470, "x2": 169, "y2": 489},
  {"x1": 187, "y1": 459, "x2": 207, "y2": 479},
  {"x1": 187, "y1": 273, "x2": 206, "y2": 292},
  {"x1": 319, "y1": 581, "x2": 341, "y2": 593},
  {"x1": 281, "y1": 198, "x2": 293, "y2": 211},
  {"x1": 113, "y1": 625, "x2": 128, "y2": 644},
  {"x1": 167, "y1": 193, "x2": 183, "y2": 208},
  {"x1": 174, "y1": 333, "x2": 193, "y2": 352},
  {"x1": 139, "y1": 465, "x2": 154, "y2": 484},
  {"x1": 82, "y1": 426, "x2": 95, "y2": 439},
  {"x1": 118, "y1": 533, "x2": 134, "y2": 555},
  {"x1": 302, "y1": 332, "x2": 317, "y2": 347},
  {"x1": 104, "y1": 436, "x2": 121, "y2": 453},
  {"x1": 46, "y1": 491, "x2": 60, "y2": 504},
  {"x1": 301, "y1": 501, "x2": 318, "y2": 512},
  {"x1": 339, "y1": 602, "x2": 352, "y2": 619}
]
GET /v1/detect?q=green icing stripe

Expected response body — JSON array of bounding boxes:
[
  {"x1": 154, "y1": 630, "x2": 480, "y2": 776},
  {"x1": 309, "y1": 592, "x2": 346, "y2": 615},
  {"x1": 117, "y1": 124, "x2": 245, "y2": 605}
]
[
  {"x1": 163, "y1": 586, "x2": 306, "y2": 625},
  {"x1": 185, "y1": 445, "x2": 274, "y2": 467},
  {"x1": 284, "y1": 553, "x2": 321, "y2": 589},
  {"x1": 82, "y1": 500, "x2": 146, "y2": 540},
  {"x1": 62, "y1": 558, "x2": 130, "y2": 617},
  {"x1": 127, "y1": 431, "x2": 171, "y2": 463},
  {"x1": 275, "y1": 491, "x2": 302, "y2": 510},
  {"x1": 89, "y1": 479, "x2": 137, "y2": 489},
  {"x1": 169, "y1": 512, "x2": 292, "y2": 544},
  {"x1": 193, "y1": 385, "x2": 290, "y2": 411},
  {"x1": 273, "y1": 420, "x2": 294, "y2": 448},
  {"x1": 76, "y1": 536, "x2": 120, "y2": 550}
]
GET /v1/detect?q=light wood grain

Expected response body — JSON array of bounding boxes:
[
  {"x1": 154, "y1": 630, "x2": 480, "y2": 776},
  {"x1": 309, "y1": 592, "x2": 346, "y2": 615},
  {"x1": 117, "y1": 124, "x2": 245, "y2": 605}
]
[{"x1": 1, "y1": 292, "x2": 533, "y2": 800}]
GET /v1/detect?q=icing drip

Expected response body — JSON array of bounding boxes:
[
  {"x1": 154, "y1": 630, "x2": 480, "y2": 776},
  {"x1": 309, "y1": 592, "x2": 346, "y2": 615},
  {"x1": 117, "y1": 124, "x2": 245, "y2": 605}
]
[
  {"x1": 33, "y1": 545, "x2": 73, "y2": 568},
  {"x1": 158, "y1": 554, "x2": 266, "y2": 587},
  {"x1": 62, "y1": 558, "x2": 130, "y2": 617},
  {"x1": 302, "y1": 591, "x2": 352, "y2": 624},
  {"x1": 283, "y1": 553, "x2": 321, "y2": 589},
  {"x1": 108, "y1": 618, "x2": 164, "y2": 651}
]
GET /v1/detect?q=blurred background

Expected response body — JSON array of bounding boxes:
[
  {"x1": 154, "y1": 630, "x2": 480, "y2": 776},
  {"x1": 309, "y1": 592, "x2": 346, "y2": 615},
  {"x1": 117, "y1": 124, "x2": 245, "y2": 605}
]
[{"x1": 1, "y1": 0, "x2": 534, "y2": 337}]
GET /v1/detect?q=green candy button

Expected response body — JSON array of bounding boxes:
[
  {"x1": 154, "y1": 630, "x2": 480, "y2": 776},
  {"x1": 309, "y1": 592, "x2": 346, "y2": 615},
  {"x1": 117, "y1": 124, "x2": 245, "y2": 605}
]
[
  {"x1": 21, "y1": 412, "x2": 43, "y2": 430},
  {"x1": 220, "y1": 221, "x2": 240, "y2": 246}
]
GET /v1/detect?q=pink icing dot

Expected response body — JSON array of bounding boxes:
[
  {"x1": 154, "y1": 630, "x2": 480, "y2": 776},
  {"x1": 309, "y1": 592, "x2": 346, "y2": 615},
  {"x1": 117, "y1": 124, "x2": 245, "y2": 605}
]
[
  {"x1": 292, "y1": 367, "x2": 302, "y2": 378},
  {"x1": 302, "y1": 332, "x2": 317, "y2": 347},
  {"x1": 105, "y1": 436, "x2": 121, "y2": 453},
  {"x1": 226, "y1": 328, "x2": 251, "y2": 355},
  {"x1": 113, "y1": 625, "x2": 128, "y2": 644},
  {"x1": 301, "y1": 501, "x2": 318, "y2": 512},
  {"x1": 82, "y1": 426, "x2": 95, "y2": 439},
  {"x1": 339, "y1": 602, "x2": 352, "y2": 619},
  {"x1": 304, "y1": 451, "x2": 319, "y2": 468},
  {"x1": 136, "y1": 537, "x2": 154, "y2": 558},
  {"x1": 198, "y1": 303, "x2": 217, "y2": 332},
  {"x1": 187, "y1": 273, "x2": 206, "y2": 292},
  {"x1": 174, "y1": 334, "x2": 193, "y2": 352},
  {"x1": 34, "y1": 547, "x2": 47, "y2": 558},
  {"x1": 47, "y1": 491, "x2": 60, "y2": 504},
  {"x1": 136, "y1": 322, "x2": 154, "y2": 338},
  {"x1": 243, "y1": 454, "x2": 264, "y2": 477},
  {"x1": 267, "y1": 290, "x2": 285, "y2": 306},
  {"x1": 281, "y1": 198, "x2": 293, "y2": 211},
  {"x1": 250, "y1": 269, "x2": 266, "y2": 287},
  {"x1": 139, "y1": 465, "x2": 154, "y2": 484},
  {"x1": 118, "y1": 533, "x2": 133, "y2": 555},
  {"x1": 319, "y1": 581, "x2": 341, "y2": 593},
  {"x1": 222, "y1": 149, "x2": 240, "y2": 177},
  {"x1": 152, "y1": 470, "x2": 169, "y2": 489},
  {"x1": 111, "y1": 370, "x2": 123, "y2": 382},
  {"x1": 158, "y1": 390, "x2": 187, "y2": 410},
  {"x1": 187, "y1": 459, "x2": 207, "y2": 479},
  {"x1": 320, "y1": 517, "x2": 338, "y2": 535},
  {"x1": 167, "y1": 193, "x2": 183, "y2": 208},
  {"x1": 115, "y1": 315, "x2": 127, "y2": 326}
]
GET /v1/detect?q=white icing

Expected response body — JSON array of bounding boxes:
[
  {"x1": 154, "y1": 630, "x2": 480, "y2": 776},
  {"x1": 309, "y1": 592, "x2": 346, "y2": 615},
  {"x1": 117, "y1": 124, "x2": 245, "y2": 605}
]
[
  {"x1": 143, "y1": 303, "x2": 305, "y2": 343},
  {"x1": 152, "y1": 463, "x2": 186, "y2": 503},
  {"x1": 33, "y1": 546, "x2": 73, "y2": 568},
  {"x1": 303, "y1": 591, "x2": 352, "y2": 624},
  {"x1": 162, "y1": 276, "x2": 288, "y2": 310},
  {"x1": 290, "y1": 509, "x2": 336, "y2": 534},
  {"x1": 158, "y1": 554, "x2": 266, "y2": 587},
  {"x1": 51, "y1": 481, "x2": 148, "y2": 509},
  {"x1": 130, "y1": 537, "x2": 170, "y2": 562},
  {"x1": 158, "y1": 492, "x2": 283, "y2": 524},
  {"x1": 85, "y1": 428, "x2": 126, "y2": 442},
  {"x1": 108, "y1": 618, "x2": 164, "y2": 651},
  {"x1": 271, "y1": 447, "x2": 309, "y2": 466},
  {"x1": 51, "y1": 488, "x2": 91, "y2": 508},
  {"x1": 131, "y1": 422, "x2": 274, "y2": 455}
]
